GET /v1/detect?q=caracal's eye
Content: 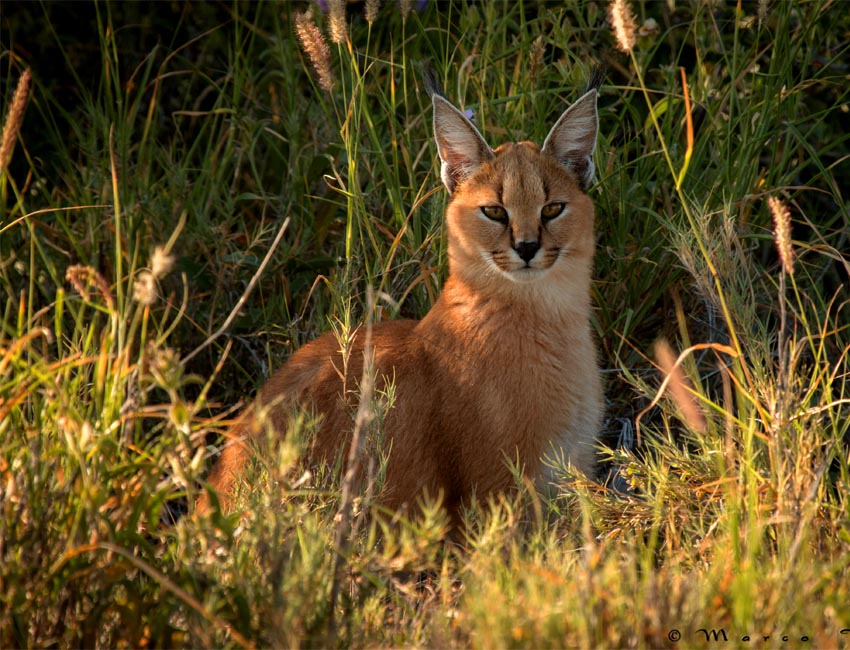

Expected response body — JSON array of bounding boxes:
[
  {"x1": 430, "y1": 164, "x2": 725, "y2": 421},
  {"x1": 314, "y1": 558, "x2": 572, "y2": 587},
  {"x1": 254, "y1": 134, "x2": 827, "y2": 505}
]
[
  {"x1": 541, "y1": 202, "x2": 565, "y2": 222},
  {"x1": 481, "y1": 205, "x2": 509, "y2": 224}
]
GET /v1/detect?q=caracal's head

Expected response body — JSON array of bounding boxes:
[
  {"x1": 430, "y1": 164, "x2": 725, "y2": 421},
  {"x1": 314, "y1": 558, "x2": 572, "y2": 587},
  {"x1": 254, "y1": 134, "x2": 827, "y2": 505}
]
[{"x1": 432, "y1": 88, "x2": 599, "y2": 295}]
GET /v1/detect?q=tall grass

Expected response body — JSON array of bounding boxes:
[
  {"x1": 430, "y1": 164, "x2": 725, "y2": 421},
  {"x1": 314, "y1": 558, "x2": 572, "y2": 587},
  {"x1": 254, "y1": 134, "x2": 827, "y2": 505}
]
[{"x1": 2, "y1": 1, "x2": 849, "y2": 646}]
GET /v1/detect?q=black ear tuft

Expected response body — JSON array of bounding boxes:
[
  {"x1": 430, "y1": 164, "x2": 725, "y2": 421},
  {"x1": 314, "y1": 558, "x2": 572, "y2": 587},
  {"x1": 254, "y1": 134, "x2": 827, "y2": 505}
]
[
  {"x1": 584, "y1": 65, "x2": 606, "y2": 94},
  {"x1": 421, "y1": 63, "x2": 446, "y2": 100}
]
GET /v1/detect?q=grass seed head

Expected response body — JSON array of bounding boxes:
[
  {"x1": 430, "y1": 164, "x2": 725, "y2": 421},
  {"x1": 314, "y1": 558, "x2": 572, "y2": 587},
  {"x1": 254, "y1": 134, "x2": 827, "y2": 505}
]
[
  {"x1": 328, "y1": 0, "x2": 347, "y2": 45},
  {"x1": 65, "y1": 264, "x2": 115, "y2": 309},
  {"x1": 768, "y1": 196, "x2": 794, "y2": 275},
  {"x1": 133, "y1": 271, "x2": 157, "y2": 306},
  {"x1": 65, "y1": 265, "x2": 91, "y2": 302},
  {"x1": 365, "y1": 0, "x2": 380, "y2": 26},
  {"x1": 295, "y1": 10, "x2": 335, "y2": 92},
  {"x1": 529, "y1": 35, "x2": 545, "y2": 79},
  {"x1": 0, "y1": 68, "x2": 32, "y2": 175},
  {"x1": 151, "y1": 246, "x2": 175, "y2": 279},
  {"x1": 608, "y1": 0, "x2": 637, "y2": 53}
]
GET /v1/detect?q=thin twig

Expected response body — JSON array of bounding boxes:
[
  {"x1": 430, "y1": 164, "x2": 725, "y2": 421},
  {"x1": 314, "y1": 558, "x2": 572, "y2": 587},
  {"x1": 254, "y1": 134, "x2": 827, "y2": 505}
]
[{"x1": 183, "y1": 216, "x2": 290, "y2": 366}]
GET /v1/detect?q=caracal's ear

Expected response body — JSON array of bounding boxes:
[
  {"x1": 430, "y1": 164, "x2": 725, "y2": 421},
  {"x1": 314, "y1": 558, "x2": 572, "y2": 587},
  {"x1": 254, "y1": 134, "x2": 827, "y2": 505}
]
[
  {"x1": 431, "y1": 95, "x2": 493, "y2": 194},
  {"x1": 541, "y1": 89, "x2": 599, "y2": 191}
]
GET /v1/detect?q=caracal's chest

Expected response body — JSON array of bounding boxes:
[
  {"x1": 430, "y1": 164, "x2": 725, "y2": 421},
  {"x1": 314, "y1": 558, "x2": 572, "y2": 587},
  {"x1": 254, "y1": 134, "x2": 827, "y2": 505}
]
[{"x1": 420, "y1": 304, "x2": 586, "y2": 432}]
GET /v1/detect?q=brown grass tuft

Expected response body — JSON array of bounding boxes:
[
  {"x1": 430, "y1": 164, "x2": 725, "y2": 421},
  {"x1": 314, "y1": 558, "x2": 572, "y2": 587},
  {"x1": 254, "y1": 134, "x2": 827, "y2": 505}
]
[
  {"x1": 529, "y1": 35, "x2": 545, "y2": 79},
  {"x1": 0, "y1": 68, "x2": 32, "y2": 175},
  {"x1": 65, "y1": 265, "x2": 115, "y2": 310},
  {"x1": 295, "y1": 10, "x2": 335, "y2": 92},
  {"x1": 767, "y1": 196, "x2": 794, "y2": 275}
]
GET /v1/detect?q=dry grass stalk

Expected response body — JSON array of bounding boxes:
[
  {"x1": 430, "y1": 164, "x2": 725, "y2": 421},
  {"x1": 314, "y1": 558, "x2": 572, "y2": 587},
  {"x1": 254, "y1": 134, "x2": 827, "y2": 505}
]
[
  {"x1": 0, "y1": 68, "x2": 32, "y2": 175},
  {"x1": 182, "y1": 217, "x2": 290, "y2": 366},
  {"x1": 295, "y1": 10, "x2": 335, "y2": 92},
  {"x1": 767, "y1": 196, "x2": 794, "y2": 275},
  {"x1": 608, "y1": 0, "x2": 637, "y2": 53},
  {"x1": 758, "y1": 0, "x2": 770, "y2": 24},
  {"x1": 654, "y1": 338, "x2": 707, "y2": 435}
]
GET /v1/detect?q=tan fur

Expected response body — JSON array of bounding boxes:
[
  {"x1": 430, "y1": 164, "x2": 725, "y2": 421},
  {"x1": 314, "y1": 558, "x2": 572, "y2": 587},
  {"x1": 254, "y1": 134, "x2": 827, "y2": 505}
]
[{"x1": 197, "y1": 89, "x2": 604, "y2": 522}]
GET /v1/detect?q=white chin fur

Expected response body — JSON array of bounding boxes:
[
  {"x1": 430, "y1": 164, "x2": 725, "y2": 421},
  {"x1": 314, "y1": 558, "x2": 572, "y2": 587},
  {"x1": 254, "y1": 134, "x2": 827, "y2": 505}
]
[{"x1": 501, "y1": 266, "x2": 547, "y2": 282}]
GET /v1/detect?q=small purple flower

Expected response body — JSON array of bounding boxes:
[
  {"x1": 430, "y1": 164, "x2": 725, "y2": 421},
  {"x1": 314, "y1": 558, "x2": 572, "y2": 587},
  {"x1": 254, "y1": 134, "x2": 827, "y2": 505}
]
[
  {"x1": 315, "y1": 0, "x2": 328, "y2": 12},
  {"x1": 464, "y1": 108, "x2": 476, "y2": 125}
]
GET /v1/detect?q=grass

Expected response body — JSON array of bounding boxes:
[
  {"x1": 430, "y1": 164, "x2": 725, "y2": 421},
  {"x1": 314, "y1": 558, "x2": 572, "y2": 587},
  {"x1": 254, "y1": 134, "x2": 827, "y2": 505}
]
[{"x1": 2, "y1": 0, "x2": 850, "y2": 646}]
